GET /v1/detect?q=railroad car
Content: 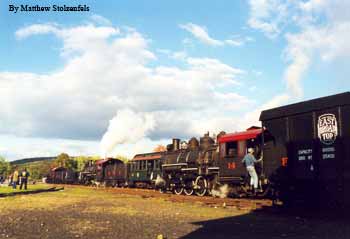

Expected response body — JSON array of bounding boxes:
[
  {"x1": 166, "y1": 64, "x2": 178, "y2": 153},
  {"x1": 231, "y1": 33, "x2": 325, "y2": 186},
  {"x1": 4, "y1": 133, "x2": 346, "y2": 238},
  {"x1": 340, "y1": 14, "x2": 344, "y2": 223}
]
[
  {"x1": 95, "y1": 158, "x2": 126, "y2": 187},
  {"x1": 49, "y1": 167, "x2": 77, "y2": 184},
  {"x1": 260, "y1": 91, "x2": 350, "y2": 207},
  {"x1": 127, "y1": 152, "x2": 163, "y2": 188}
]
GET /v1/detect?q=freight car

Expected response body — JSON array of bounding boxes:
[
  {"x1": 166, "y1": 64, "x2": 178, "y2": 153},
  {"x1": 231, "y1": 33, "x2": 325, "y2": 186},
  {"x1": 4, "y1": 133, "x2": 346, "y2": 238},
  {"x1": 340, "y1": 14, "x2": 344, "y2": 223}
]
[
  {"x1": 96, "y1": 158, "x2": 126, "y2": 187},
  {"x1": 48, "y1": 167, "x2": 77, "y2": 184},
  {"x1": 260, "y1": 91, "x2": 350, "y2": 207}
]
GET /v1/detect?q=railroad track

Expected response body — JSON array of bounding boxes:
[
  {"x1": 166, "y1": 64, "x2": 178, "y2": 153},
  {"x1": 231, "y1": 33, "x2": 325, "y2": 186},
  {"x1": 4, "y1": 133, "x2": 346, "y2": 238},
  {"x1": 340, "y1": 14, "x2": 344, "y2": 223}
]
[{"x1": 54, "y1": 184, "x2": 273, "y2": 210}]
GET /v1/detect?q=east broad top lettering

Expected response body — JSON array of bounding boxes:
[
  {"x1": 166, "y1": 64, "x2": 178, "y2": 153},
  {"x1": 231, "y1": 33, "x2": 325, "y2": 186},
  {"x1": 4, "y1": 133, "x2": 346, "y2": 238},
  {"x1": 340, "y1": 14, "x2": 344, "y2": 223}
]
[{"x1": 317, "y1": 113, "x2": 338, "y2": 145}]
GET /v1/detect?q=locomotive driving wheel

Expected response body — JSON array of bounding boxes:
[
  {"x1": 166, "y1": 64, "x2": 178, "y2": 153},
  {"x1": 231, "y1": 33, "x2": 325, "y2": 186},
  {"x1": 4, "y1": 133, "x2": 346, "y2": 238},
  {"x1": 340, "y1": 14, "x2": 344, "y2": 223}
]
[
  {"x1": 174, "y1": 186, "x2": 184, "y2": 195},
  {"x1": 194, "y1": 176, "x2": 207, "y2": 197},
  {"x1": 183, "y1": 180, "x2": 194, "y2": 195}
]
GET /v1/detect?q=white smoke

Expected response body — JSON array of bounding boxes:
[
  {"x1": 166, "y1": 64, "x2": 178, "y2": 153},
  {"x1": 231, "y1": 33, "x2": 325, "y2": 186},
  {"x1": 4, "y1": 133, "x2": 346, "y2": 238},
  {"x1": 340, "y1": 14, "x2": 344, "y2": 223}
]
[
  {"x1": 100, "y1": 109, "x2": 155, "y2": 158},
  {"x1": 211, "y1": 184, "x2": 229, "y2": 199},
  {"x1": 155, "y1": 175, "x2": 166, "y2": 188}
]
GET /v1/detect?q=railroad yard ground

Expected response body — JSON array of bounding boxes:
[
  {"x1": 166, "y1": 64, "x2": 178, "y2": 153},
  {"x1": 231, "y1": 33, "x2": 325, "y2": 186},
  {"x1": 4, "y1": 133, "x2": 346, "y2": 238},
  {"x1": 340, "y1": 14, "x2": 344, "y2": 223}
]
[{"x1": 0, "y1": 185, "x2": 350, "y2": 239}]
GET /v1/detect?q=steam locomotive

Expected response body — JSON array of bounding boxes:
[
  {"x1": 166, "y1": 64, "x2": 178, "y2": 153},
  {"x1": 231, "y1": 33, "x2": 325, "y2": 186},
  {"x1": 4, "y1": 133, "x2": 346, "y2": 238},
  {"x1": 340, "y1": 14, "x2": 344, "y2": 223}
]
[{"x1": 49, "y1": 92, "x2": 350, "y2": 208}]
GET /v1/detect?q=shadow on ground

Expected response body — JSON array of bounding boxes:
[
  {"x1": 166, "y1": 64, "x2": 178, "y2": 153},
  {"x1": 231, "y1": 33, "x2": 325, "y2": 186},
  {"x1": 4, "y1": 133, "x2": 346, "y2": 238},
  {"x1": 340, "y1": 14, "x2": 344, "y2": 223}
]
[
  {"x1": 0, "y1": 187, "x2": 64, "y2": 198},
  {"x1": 180, "y1": 206, "x2": 350, "y2": 239}
]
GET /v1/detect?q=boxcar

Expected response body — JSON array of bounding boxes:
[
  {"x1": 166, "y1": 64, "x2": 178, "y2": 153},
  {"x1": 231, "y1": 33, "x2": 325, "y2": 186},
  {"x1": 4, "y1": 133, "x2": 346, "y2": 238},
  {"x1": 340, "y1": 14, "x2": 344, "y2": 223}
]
[
  {"x1": 96, "y1": 158, "x2": 126, "y2": 187},
  {"x1": 49, "y1": 167, "x2": 76, "y2": 184},
  {"x1": 260, "y1": 92, "x2": 350, "y2": 208}
]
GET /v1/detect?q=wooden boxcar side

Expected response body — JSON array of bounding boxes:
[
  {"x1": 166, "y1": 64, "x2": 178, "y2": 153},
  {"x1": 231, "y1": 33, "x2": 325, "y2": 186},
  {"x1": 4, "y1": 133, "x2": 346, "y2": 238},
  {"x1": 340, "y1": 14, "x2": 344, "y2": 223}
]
[
  {"x1": 50, "y1": 167, "x2": 76, "y2": 184},
  {"x1": 260, "y1": 92, "x2": 350, "y2": 208},
  {"x1": 96, "y1": 158, "x2": 126, "y2": 186}
]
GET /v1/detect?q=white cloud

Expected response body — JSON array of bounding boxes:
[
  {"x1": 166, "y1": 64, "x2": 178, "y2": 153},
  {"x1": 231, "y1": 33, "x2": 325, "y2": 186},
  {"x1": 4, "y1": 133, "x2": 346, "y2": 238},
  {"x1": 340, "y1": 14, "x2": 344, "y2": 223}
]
[
  {"x1": 180, "y1": 23, "x2": 252, "y2": 47},
  {"x1": 283, "y1": 1, "x2": 350, "y2": 98},
  {"x1": 0, "y1": 134, "x2": 100, "y2": 161},
  {"x1": 180, "y1": 23, "x2": 223, "y2": 46},
  {"x1": 241, "y1": 93, "x2": 290, "y2": 129},
  {"x1": 15, "y1": 23, "x2": 59, "y2": 39},
  {"x1": 247, "y1": 0, "x2": 350, "y2": 98},
  {"x1": 247, "y1": 0, "x2": 290, "y2": 38},
  {"x1": 156, "y1": 49, "x2": 188, "y2": 61},
  {"x1": 171, "y1": 51, "x2": 187, "y2": 60},
  {"x1": 1, "y1": 20, "x2": 253, "y2": 158},
  {"x1": 225, "y1": 39, "x2": 244, "y2": 46},
  {"x1": 90, "y1": 14, "x2": 112, "y2": 26}
]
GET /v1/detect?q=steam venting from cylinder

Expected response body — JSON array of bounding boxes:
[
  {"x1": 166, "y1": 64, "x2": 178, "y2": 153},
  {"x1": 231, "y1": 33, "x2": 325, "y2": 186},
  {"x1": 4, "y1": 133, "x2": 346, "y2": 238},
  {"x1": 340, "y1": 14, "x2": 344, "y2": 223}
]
[
  {"x1": 211, "y1": 184, "x2": 229, "y2": 199},
  {"x1": 155, "y1": 175, "x2": 166, "y2": 187}
]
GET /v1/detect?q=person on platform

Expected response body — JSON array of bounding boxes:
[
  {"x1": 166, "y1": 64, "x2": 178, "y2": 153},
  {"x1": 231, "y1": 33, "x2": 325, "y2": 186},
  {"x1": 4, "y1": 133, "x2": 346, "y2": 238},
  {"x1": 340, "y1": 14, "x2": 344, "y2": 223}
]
[
  {"x1": 20, "y1": 168, "x2": 30, "y2": 190},
  {"x1": 12, "y1": 167, "x2": 19, "y2": 189},
  {"x1": 242, "y1": 148, "x2": 263, "y2": 195}
]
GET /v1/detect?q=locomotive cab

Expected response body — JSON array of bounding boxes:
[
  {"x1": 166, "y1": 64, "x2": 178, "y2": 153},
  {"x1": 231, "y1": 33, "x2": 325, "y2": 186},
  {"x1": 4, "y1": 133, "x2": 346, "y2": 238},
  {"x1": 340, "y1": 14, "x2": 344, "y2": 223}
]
[{"x1": 217, "y1": 127, "x2": 269, "y2": 194}]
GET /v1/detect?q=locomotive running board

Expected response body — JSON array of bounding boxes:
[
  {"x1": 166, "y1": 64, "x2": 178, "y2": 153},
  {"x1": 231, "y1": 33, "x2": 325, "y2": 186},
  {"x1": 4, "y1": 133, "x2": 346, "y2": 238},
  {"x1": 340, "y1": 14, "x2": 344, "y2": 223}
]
[
  {"x1": 219, "y1": 176, "x2": 243, "y2": 183},
  {"x1": 181, "y1": 168, "x2": 198, "y2": 171},
  {"x1": 162, "y1": 163, "x2": 188, "y2": 167},
  {"x1": 208, "y1": 167, "x2": 219, "y2": 170}
]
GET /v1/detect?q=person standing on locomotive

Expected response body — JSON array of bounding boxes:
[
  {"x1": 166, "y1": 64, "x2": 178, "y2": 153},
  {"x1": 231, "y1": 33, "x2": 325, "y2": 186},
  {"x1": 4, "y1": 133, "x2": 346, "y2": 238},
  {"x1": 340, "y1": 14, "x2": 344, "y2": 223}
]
[{"x1": 242, "y1": 148, "x2": 263, "y2": 195}]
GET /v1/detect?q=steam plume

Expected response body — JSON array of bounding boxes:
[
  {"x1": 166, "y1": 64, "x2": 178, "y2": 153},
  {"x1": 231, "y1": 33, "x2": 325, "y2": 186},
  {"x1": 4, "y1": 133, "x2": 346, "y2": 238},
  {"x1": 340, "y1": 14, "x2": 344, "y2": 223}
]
[{"x1": 100, "y1": 109, "x2": 155, "y2": 158}]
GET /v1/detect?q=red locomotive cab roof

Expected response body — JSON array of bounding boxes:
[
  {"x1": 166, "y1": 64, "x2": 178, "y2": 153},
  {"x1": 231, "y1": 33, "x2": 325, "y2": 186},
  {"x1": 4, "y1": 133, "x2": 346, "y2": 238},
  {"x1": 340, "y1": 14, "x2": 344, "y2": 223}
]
[
  {"x1": 218, "y1": 128, "x2": 262, "y2": 143},
  {"x1": 132, "y1": 154, "x2": 162, "y2": 161}
]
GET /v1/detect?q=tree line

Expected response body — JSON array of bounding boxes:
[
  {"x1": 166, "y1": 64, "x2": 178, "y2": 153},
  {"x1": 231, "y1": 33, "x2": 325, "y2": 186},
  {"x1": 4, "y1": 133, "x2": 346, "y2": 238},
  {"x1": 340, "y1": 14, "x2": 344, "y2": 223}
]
[{"x1": 0, "y1": 153, "x2": 130, "y2": 180}]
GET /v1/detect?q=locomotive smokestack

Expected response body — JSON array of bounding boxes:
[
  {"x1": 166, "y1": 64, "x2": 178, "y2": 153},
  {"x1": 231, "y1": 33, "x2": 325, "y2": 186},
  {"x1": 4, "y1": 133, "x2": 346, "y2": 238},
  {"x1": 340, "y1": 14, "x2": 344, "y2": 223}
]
[{"x1": 172, "y1": 138, "x2": 180, "y2": 151}]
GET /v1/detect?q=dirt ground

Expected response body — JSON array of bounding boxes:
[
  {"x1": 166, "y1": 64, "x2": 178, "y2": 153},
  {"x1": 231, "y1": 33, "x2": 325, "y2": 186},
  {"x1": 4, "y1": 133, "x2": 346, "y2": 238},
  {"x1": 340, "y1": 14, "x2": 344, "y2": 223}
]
[{"x1": 0, "y1": 185, "x2": 349, "y2": 239}]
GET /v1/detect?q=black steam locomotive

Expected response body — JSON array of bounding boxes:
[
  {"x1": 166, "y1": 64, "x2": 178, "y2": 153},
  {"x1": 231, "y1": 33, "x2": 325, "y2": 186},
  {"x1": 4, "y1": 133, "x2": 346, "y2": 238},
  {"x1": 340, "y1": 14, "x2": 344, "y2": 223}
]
[
  {"x1": 158, "y1": 129, "x2": 268, "y2": 197},
  {"x1": 49, "y1": 92, "x2": 350, "y2": 208}
]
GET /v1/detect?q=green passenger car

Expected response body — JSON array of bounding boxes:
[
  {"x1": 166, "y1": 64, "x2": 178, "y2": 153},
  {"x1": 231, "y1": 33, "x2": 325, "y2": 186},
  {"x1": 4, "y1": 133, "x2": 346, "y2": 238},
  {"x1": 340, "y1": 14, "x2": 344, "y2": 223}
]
[{"x1": 127, "y1": 152, "x2": 163, "y2": 188}]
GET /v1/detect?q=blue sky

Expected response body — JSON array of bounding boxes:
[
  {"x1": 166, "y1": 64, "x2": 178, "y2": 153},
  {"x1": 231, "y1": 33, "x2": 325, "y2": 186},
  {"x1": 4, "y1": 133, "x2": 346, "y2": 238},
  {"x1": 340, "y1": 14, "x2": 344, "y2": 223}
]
[{"x1": 0, "y1": 0, "x2": 349, "y2": 160}]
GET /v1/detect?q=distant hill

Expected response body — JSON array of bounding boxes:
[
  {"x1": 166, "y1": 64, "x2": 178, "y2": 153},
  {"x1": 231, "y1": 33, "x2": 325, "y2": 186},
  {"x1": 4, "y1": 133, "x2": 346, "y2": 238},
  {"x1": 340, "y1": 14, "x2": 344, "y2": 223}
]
[{"x1": 11, "y1": 157, "x2": 56, "y2": 165}]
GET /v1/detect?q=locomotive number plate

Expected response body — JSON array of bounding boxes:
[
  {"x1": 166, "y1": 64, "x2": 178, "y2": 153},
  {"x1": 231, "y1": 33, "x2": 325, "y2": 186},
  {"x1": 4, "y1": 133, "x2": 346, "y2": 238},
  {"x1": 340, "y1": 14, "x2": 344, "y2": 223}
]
[{"x1": 227, "y1": 162, "x2": 236, "y2": 169}]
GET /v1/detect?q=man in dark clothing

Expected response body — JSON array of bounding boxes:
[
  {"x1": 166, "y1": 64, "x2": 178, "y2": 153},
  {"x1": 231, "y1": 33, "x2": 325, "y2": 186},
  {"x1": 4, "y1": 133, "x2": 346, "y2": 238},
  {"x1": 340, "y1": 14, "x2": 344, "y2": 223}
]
[{"x1": 20, "y1": 168, "x2": 30, "y2": 190}]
